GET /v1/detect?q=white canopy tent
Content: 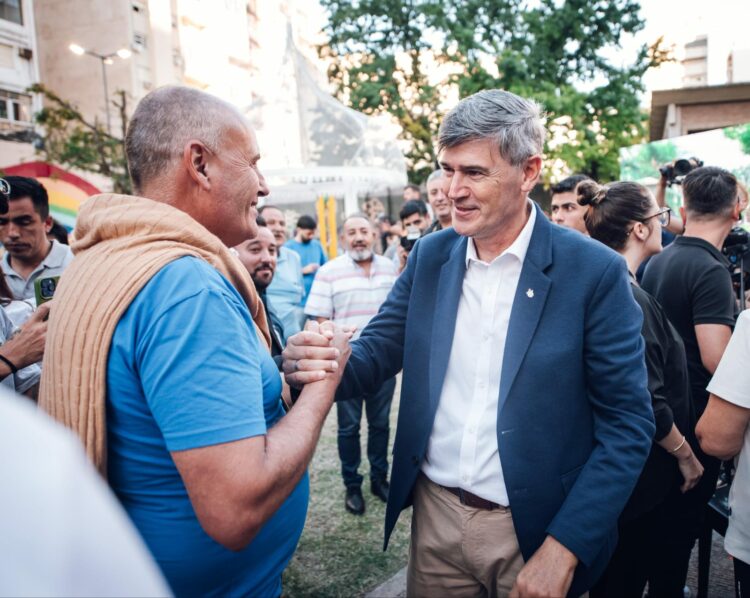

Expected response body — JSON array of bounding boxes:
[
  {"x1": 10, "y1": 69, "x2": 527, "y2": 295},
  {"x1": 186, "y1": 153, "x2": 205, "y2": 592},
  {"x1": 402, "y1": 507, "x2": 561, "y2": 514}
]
[{"x1": 245, "y1": 25, "x2": 407, "y2": 215}]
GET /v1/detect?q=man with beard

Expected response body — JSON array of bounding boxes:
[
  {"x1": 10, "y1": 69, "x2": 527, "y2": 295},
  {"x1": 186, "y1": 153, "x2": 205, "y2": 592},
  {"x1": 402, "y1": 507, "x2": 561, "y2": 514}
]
[
  {"x1": 234, "y1": 218, "x2": 285, "y2": 359},
  {"x1": 305, "y1": 214, "x2": 398, "y2": 514}
]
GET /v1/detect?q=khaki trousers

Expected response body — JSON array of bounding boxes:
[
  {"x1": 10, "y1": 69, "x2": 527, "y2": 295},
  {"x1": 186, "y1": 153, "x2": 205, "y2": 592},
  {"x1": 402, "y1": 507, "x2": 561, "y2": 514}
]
[{"x1": 407, "y1": 474, "x2": 525, "y2": 597}]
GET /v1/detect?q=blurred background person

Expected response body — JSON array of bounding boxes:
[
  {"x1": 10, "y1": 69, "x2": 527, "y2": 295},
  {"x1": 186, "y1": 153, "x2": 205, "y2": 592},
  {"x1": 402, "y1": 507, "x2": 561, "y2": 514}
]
[
  {"x1": 395, "y1": 199, "x2": 431, "y2": 272},
  {"x1": 285, "y1": 214, "x2": 327, "y2": 307},
  {"x1": 0, "y1": 177, "x2": 73, "y2": 303},
  {"x1": 304, "y1": 214, "x2": 398, "y2": 515},
  {"x1": 697, "y1": 309, "x2": 750, "y2": 598},
  {"x1": 47, "y1": 218, "x2": 70, "y2": 246},
  {"x1": 402, "y1": 183, "x2": 421, "y2": 202},
  {"x1": 550, "y1": 174, "x2": 592, "y2": 235},
  {"x1": 376, "y1": 214, "x2": 394, "y2": 254},
  {"x1": 424, "y1": 169, "x2": 452, "y2": 233},
  {"x1": 580, "y1": 180, "x2": 704, "y2": 598},
  {"x1": 259, "y1": 205, "x2": 305, "y2": 340},
  {"x1": 383, "y1": 222, "x2": 403, "y2": 262}
]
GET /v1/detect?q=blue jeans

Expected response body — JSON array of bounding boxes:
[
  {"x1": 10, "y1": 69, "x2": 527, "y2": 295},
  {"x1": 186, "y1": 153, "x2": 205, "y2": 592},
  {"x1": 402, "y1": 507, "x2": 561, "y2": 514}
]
[{"x1": 336, "y1": 377, "x2": 396, "y2": 488}]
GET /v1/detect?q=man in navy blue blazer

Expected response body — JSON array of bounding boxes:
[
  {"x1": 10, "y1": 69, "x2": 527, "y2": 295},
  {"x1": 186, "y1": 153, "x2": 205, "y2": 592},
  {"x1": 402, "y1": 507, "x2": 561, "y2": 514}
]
[{"x1": 284, "y1": 90, "x2": 654, "y2": 597}]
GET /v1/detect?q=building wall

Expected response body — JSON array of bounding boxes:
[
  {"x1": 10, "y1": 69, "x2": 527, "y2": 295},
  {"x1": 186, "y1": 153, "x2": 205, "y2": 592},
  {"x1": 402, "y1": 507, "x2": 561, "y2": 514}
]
[
  {"x1": 33, "y1": 0, "x2": 325, "y2": 122},
  {"x1": 34, "y1": 0, "x2": 135, "y2": 135},
  {"x1": 680, "y1": 102, "x2": 750, "y2": 135},
  {"x1": 0, "y1": 0, "x2": 40, "y2": 166},
  {"x1": 728, "y1": 48, "x2": 750, "y2": 84}
]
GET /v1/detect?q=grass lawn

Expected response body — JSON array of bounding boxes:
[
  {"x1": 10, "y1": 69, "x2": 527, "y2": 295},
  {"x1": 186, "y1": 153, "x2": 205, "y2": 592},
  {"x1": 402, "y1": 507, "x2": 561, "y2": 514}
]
[{"x1": 282, "y1": 376, "x2": 411, "y2": 597}]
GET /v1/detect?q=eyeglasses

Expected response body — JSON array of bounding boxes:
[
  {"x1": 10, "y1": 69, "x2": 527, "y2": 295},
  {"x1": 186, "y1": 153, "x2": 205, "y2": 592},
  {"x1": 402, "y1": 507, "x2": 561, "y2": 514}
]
[{"x1": 641, "y1": 207, "x2": 671, "y2": 227}]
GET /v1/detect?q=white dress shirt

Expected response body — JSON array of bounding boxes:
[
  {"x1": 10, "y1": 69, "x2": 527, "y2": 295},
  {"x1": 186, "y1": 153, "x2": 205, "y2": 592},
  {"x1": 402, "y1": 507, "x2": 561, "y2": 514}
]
[{"x1": 421, "y1": 204, "x2": 536, "y2": 505}]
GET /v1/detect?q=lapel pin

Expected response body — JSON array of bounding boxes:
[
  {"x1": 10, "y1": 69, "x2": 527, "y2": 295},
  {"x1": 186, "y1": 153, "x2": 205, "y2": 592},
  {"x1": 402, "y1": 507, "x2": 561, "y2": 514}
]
[{"x1": 526, "y1": 288, "x2": 534, "y2": 298}]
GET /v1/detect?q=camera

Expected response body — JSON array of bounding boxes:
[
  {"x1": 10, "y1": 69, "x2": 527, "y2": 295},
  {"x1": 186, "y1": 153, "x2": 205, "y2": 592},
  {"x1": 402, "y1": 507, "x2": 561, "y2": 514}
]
[
  {"x1": 400, "y1": 226, "x2": 422, "y2": 252},
  {"x1": 723, "y1": 227, "x2": 750, "y2": 267},
  {"x1": 659, "y1": 157, "x2": 704, "y2": 187},
  {"x1": 723, "y1": 226, "x2": 750, "y2": 301}
]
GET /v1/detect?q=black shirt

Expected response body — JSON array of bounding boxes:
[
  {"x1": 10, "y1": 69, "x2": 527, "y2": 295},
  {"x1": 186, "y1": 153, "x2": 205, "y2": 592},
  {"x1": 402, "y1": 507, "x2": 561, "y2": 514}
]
[
  {"x1": 641, "y1": 236, "x2": 737, "y2": 416},
  {"x1": 623, "y1": 282, "x2": 694, "y2": 520},
  {"x1": 259, "y1": 290, "x2": 285, "y2": 361}
]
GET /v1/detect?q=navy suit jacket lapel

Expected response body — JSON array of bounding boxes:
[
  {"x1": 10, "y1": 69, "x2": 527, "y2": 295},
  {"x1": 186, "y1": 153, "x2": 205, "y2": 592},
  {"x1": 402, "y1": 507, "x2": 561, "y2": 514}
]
[
  {"x1": 428, "y1": 236, "x2": 467, "y2": 415},
  {"x1": 499, "y1": 205, "x2": 553, "y2": 414}
]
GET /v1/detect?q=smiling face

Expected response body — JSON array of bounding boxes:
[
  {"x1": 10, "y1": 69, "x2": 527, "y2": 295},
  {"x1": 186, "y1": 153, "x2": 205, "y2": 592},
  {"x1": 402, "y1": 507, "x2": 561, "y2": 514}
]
[
  {"x1": 426, "y1": 175, "x2": 451, "y2": 223},
  {"x1": 202, "y1": 124, "x2": 269, "y2": 247},
  {"x1": 342, "y1": 216, "x2": 374, "y2": 262},
  {"x1": 439, "y1": 138, "x2": 540, "y2": 256},
  {"x1": 234, "y1": 226, "x2": 278, "y2": 290}
]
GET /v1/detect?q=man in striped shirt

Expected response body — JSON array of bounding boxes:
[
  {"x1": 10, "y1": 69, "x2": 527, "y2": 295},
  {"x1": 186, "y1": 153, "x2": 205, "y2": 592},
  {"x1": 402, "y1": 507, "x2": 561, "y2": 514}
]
[{"x1": 305, "y1": 214, "x2": 398, "y2": 515}]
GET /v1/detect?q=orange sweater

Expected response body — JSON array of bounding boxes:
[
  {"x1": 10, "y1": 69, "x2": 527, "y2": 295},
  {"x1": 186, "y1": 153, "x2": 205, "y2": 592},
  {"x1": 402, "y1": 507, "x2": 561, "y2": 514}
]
[{"x1": 38, "y1": 193, "x2": 270, "y2": 475}]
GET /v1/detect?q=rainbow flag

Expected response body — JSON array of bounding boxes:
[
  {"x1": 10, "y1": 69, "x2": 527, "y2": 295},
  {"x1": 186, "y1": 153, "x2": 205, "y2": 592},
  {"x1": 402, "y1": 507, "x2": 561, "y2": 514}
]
[{"x1": 0, "y1": 161, "x2": 100, "y2": 231}]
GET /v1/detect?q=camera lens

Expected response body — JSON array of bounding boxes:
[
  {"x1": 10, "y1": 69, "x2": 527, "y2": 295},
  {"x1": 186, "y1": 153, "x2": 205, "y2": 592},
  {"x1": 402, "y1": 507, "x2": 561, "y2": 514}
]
[{"x1": 673, "y1": 159, "x2": 692, "y2": 176}]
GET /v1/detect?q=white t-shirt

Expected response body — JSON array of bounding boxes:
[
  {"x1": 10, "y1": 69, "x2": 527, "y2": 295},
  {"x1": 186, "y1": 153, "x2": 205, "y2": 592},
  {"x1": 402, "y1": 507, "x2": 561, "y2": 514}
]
[
  {"x1": 0, "y1": 388, "x2": 171, "y2": 597},
  {"x1": 706, "y1": 309, "x2": 750, "y2": 565}
]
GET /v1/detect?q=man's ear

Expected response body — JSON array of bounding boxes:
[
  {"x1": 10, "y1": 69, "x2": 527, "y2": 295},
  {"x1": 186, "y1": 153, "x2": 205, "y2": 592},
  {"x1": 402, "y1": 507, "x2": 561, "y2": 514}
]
[
  {"x1": 183, "y1": 140, "x2": 211, "y2": 191},
  {"x1": 44, "y1": 215, "x2": 53, "y2": 234},
  {"x1": 732, "y1": 200, "x2": 742, "y2": 222},
  {"x1": 520, "y1": 155, "x2": 542, "y2": 194},
  {"x1": 679, "y1": 206, "x2": 687, "y2": 227}
]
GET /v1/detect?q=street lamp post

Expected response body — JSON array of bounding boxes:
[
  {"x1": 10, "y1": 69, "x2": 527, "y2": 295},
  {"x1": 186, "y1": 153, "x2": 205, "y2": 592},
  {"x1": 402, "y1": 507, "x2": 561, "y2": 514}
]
[{"x1": 69, "y1": 43, "x2": 132, "y2": 135}]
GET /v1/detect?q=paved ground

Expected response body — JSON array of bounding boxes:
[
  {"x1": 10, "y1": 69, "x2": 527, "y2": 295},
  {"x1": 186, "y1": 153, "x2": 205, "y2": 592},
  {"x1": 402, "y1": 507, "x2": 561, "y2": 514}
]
[{"x1": 366, "y1": 531, "x2": 735, "y2": 598}]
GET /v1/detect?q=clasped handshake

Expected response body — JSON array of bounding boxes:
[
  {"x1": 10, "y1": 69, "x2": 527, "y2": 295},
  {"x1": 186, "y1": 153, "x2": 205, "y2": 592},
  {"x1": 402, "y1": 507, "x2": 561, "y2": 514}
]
[{"x1": 281, "y1": 321, "x2": 356, "y2": 389}]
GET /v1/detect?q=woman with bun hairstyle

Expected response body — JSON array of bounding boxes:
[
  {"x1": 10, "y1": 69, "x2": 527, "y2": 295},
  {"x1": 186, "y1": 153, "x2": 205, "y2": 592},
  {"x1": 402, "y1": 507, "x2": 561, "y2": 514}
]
[{"x1": 580, "y1": 180, "x2": 705, "y2": 598}]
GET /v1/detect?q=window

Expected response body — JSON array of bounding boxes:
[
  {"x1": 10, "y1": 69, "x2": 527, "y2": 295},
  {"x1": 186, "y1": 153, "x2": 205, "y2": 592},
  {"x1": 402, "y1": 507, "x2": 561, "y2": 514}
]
[
  {"x1": 133, "y1": 32, "x2": 147, "y2": 51},
  {"x1": 0, "y1": 90, "x2": 31, "y2": 124},
  {"x1": 0, "y1": 0, "x2": 22, "y2": 25}
]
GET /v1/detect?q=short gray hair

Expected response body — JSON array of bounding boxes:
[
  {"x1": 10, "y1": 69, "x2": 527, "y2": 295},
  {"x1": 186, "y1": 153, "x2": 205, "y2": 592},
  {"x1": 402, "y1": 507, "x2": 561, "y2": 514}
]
[
  {"x1": 125, "y1": 86, "x2": 245, "y2": 191},
  {"x1": 426, "y1": 169, "x2": 443, "y2": 184},
  {"x1": 438, "y1": 90, "x2": 545, "y2": 167}
]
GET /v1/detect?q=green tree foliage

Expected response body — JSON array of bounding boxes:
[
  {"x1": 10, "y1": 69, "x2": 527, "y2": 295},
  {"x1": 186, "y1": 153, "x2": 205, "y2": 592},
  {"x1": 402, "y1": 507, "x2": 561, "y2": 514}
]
[
  {"x1": 28, "y1": 83, "x2": 131, "y2": 194},
  {"x1": 320, "y1": 0, "x2": 669, "y2": 184},
  {"x1": 619, "y1": 139, "x2": 678, "y2": 181},
  {"x1": 725, "y1": 123, "x2": 750, "y2": 155}
]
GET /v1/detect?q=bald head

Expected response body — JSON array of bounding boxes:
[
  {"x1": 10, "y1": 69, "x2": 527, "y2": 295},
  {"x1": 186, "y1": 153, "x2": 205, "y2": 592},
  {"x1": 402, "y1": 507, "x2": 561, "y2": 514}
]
[{"x1": 125, "y1": 86, "x2": 245, "y2": 192}]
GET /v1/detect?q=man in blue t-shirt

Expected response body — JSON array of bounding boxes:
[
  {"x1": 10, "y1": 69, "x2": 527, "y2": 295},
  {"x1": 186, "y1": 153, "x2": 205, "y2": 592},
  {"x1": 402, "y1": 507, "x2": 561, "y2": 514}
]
[
  {"x1": 284, "y1": 214, "x2": 327, "y2": 305},
  {"x1": 42, "y1": 86, "x2": 349, "y2": 598}
]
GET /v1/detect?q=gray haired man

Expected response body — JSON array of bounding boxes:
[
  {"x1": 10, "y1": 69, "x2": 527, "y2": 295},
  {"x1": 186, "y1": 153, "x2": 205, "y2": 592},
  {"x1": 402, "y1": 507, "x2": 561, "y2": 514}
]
[
  {"x1": 283, "y1": 89, "x2": 653, "y2": 597},
  {"x1": 424, "y1": 168, "x2": 452, "y2": 234}
]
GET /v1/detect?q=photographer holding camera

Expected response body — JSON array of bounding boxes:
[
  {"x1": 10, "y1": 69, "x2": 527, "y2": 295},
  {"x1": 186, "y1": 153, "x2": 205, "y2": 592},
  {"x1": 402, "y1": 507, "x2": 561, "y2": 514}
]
[
  {"x1": 642, "y1": 166, "x2": 741, "y2": 591},
  {"x1": 654, "y1": 158, "x2": 704, "y2": 236},
  {"x1": 395, "y1": 199, "x2": 431, "y2": 272}
]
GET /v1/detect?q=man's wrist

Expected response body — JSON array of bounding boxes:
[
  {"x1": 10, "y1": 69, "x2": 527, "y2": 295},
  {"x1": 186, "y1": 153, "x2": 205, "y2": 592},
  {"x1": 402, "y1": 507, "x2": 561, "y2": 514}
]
[{"x1": 544, "y1": 535, "x2": 578, "y2": 570}]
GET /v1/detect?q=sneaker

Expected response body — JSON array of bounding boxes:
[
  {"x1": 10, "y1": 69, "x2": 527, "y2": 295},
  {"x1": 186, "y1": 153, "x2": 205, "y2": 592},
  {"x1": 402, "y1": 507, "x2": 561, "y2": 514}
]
[
  {"x1": 370, "y1": 478, "x2": 389, "y2": 503},
  {"x1": 345, "y1": 486, "x2": 365, "y2": 515}
]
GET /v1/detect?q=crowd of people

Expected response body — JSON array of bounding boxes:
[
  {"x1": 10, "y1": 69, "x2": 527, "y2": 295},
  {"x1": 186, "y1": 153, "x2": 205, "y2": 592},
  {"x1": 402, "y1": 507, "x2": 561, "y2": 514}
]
[{"x1": 1, "y1": 83, "x2": 749, "y2": 598}]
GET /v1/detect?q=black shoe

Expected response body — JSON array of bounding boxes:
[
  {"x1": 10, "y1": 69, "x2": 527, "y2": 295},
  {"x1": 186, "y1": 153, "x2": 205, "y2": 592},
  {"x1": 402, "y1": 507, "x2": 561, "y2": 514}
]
[
  {"x1": 345, "y1": 486, "x2": 365, "y2": 515},
  {"x1": 370, "y1": 478, "x2": 389, "y2": 503}
]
